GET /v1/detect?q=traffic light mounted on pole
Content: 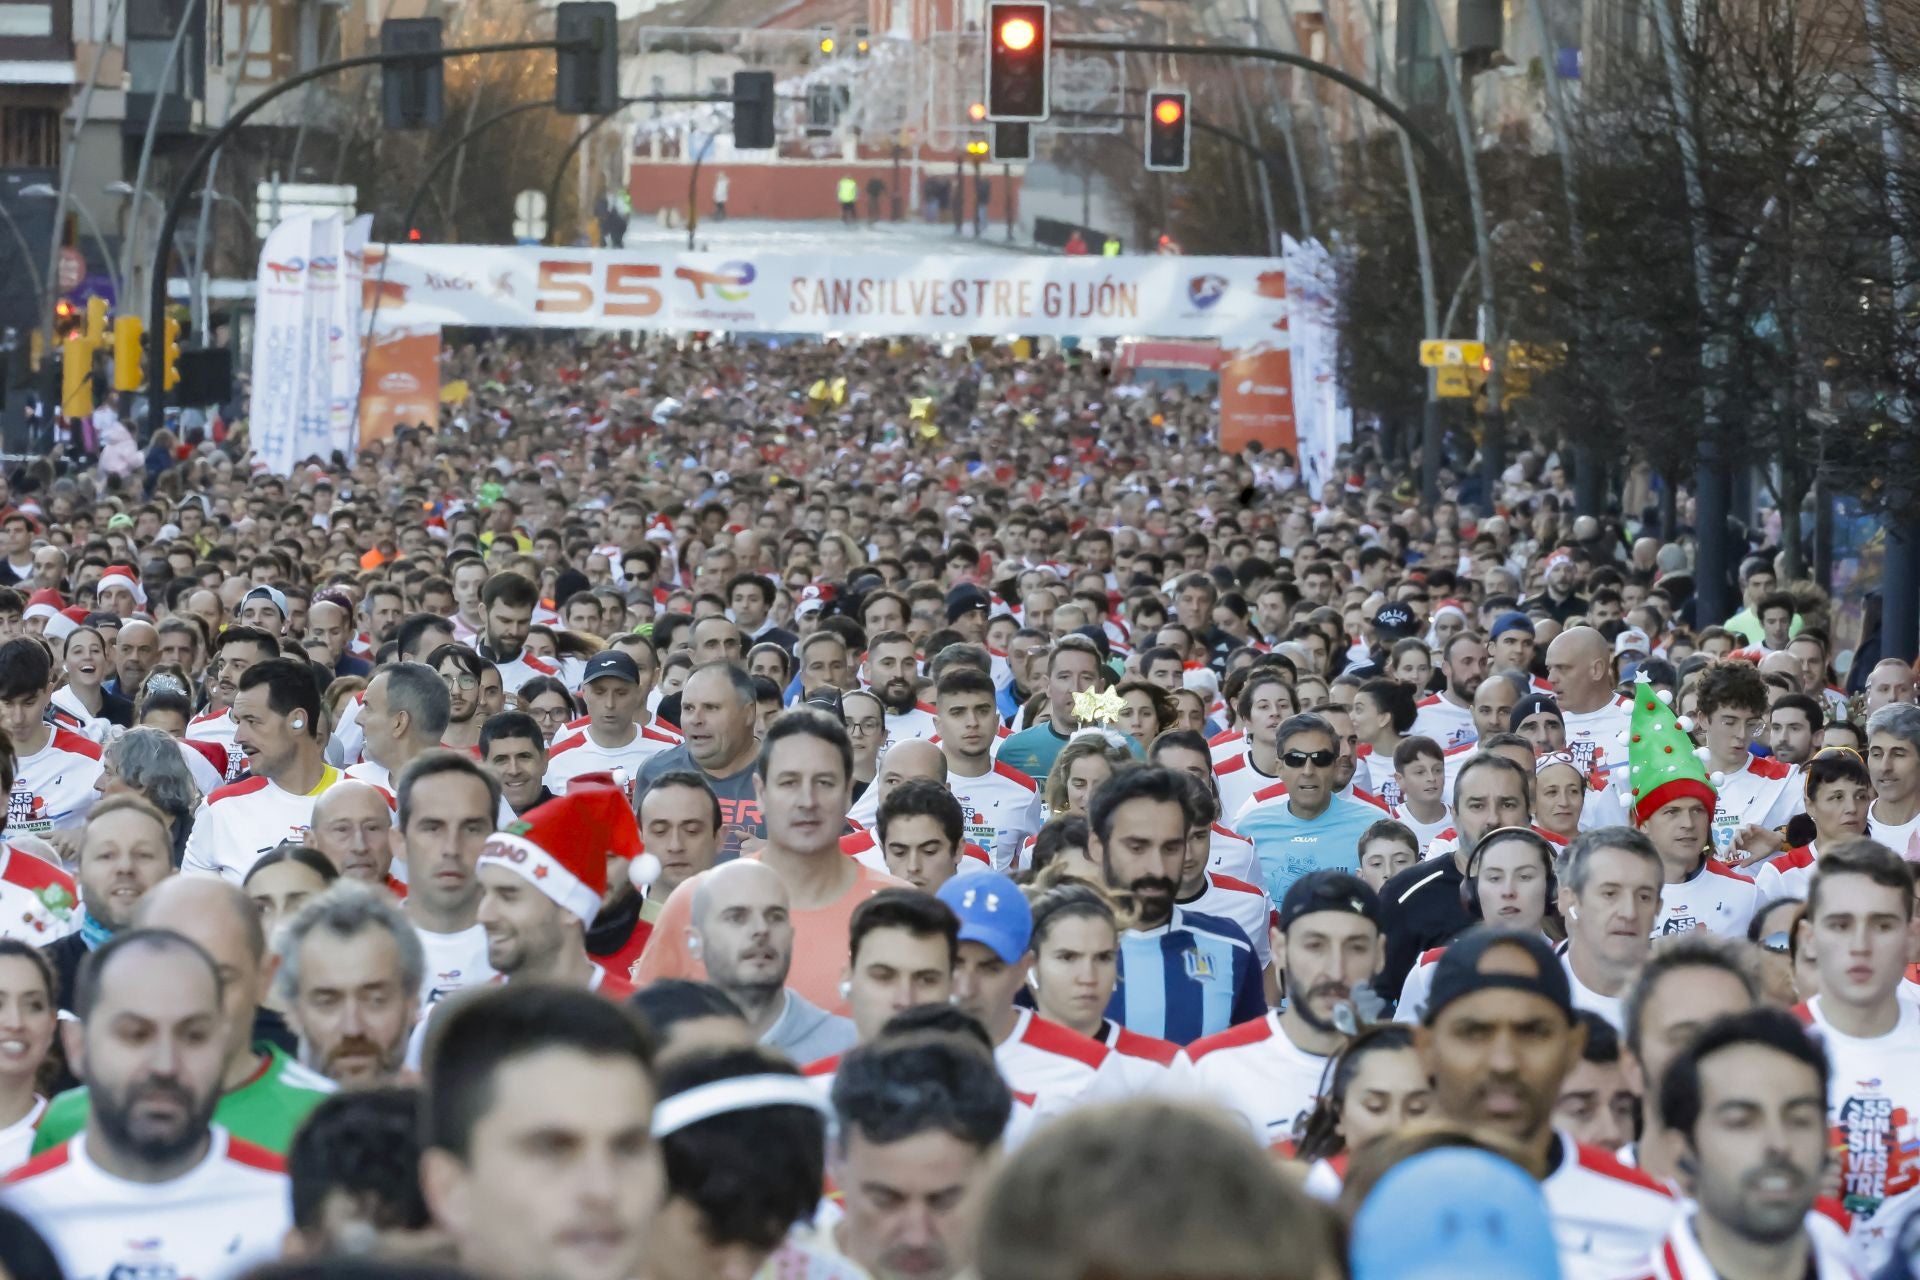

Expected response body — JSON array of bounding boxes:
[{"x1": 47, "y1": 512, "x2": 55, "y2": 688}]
[
  {"x1": 112, "y1": 315, "x2": 145, "y2": 392},
  {"x1": 381, "y1": 19, "x2": 444, "y2": 129},
  {"x1": 555, "y1": 1, "x2": 619, "y2": 116},
  {"x1": 732, "y1": 70, "x2": 775, "y2": 149},
  {"x1": 162, "y1": 316, "x2": 181, "y2": 391},
  {"x1": 60, "y1": 335, "x2": 93, "y2": 419},
  {"x1": 1144, "y1": 87, "x2": 1190, "y2": 171},
  {"x1": 991, "y1": 121, "x2": 1032, "y2": 162},
  {"x1": 986, "y1": 0, "x2": 1049, "y2": 121}
]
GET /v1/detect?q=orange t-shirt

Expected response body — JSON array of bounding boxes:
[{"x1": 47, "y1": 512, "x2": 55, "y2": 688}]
[{"x1": 631, "y1": 858, "x2": 909, "y2": 1016}]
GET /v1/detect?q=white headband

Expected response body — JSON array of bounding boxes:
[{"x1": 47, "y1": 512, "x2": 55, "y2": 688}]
[{"x1": 652, "y1": 1074, "x2": 832, "y2": 1138}]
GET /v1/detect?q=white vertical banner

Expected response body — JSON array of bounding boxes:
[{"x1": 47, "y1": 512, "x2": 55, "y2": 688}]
[
  {"x1": 328, "y1": 213, "x2": 372, "y2": 462},
  {"x1": 1283, "y1": 236, "x2": 1345, "y2": 494},
  {"x1": 250, "y1": 213, "x2": 314, "y2": 477},
  {"x1": 293, "y1": 215, "x2": 340, "y2": 467}
]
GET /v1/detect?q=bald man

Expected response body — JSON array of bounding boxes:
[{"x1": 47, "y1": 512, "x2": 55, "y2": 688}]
[
  {"x1": 688, "y1": 860, "x2": 855, "y2": 1062},
  {"x1": 307, "y1": 781, "x2": 399, "y2": 888},
  {"x1": 31, "y1": 877, "x2": 335, "y2": 1157},
  {"x1": 110, "y1": 619, "x2": 159, "y2": 699},
  {"x1": 846, "y1": 737, "x2": 947, "y2": 829},
  {"x1": 1545, "y1": 626, "x2": 1632, "y2": 828}
]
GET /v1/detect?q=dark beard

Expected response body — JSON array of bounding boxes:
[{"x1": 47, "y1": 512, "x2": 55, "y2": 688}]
[{"x1": 91, "y1": 1077, "x2": 218, "y2": 1168}]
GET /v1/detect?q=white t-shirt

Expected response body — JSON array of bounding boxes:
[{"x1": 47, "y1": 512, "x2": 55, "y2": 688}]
[
  {"x1": 1537, "y1": 1131, "x2": 1680, "y2": 1280},
  {"x1": 8, "y1": 728, "x2": 103, "y2": 836},
  {"x1": 326, "y1": 694, "x2": 366, "y2": 767},
  {"x1": 1797, "y1": 995, "x2": 1920, "y2": 1270},
  {"x1": 881, "y1": 703, "x2": 939, "y2": 751},
  {"x1": 1187, "y1": 1010, "x2": 1328, "y2": 1146},
  {"x1": 1213, "y1": 751, "x2": 1282, "y2": 822},
  {"x1": 1564, "y1": 952, "x2": 1627, "y2": 1032},
  {"x1": 542, "y1": 723, "x2": 681, "y2": 795},
  {"x1": 1208, "y1": 729, "x2": 1248, "y2": 763},
  {"x1": 7, "y1": 1126, "x2": 291, "y2": 1280},
  {"x1": 1751, "y1": 843, "x2": 1819, "y2": 905},
  {"x1": 1654, "y1": 859, "x2": 1760, "y2": 939},
  {"x1": 1560, "y1": 695, "x2": 1633, "y2": 829},
  {"x1": 947, "y1": 762, "x2": 1045, "y2": 873},
  {"x1": 1411, "y1": 693, "x2": 1476, "y2": 751},
  {"x1": 0, "y1": 1097, "x2": 45, "y2": 1174},
  {"x1": 185, "y1": 707, "x2": 250, "y2": 780},
  {"x1": 1869, "y1": 803, "x2": 1920, "y2": 862},
  {"x1": 1180, "y1": 872, "x2": 1274, "y2": 968},
  {"x1": 414, "y1": 922, "x2": 498, "y2": 1007},
  {"x1": 181, "y1": 768, "x2": 341, "y2": 883},
  {"x1": 996, "y1": 1007, "x2": 1131, "y2": 1115},
  {"x1": 1354, "y1": 744, "x2": 1403, "y2": 810},
  {"x1": 493, "y1": 649, "x2": 563, "y2": 696},
  {"x1": 1710, "y1": 754, "x2": 1803, "y2": 855},
  {"x1": 1207, "y1": 824, "x2": 1260, "y2": 882},
  {"x1": 1094, "y1": 1020, "x2": 1195, "y2": 1097}
]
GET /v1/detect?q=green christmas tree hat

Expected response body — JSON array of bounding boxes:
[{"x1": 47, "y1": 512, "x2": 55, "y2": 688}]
[{"x1": 1625, "y1": 673, "x2": 1717, "y2": 826}]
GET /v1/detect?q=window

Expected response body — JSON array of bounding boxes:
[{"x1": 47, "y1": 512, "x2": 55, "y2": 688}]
[{"x1": 0, "y1": 106, "x2": 59, "y2": 167}]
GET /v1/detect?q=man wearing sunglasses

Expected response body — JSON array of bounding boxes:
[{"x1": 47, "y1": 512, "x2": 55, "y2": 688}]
[{"x1": 1233, "y1": 713, "x2": 1386, "y2": 906}]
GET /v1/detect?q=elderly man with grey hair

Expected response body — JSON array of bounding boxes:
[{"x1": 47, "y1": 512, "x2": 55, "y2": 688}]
[
  {"x1": 275, "y1": 880, "x2": 425, "y2": 1085},
  {"x1": 688, "y1": 859, "x2": 855, "y2": 1063},
  {"x1": 101, "y1": 726, "x2": 203, "y2": 866},
  {"x1": 344, "y1": 662, "x2": 450, "y2": 795},
  {"x1": 1867, "y1": 701, "x2": 1920, "y2": 858}
]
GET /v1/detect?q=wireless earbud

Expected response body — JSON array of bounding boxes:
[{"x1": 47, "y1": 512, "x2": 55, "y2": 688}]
[
  {"x1": 1026, "y1": 972, "x2": 1041, "y2": 991},
  {"x1": 291, "y1": 717, "x2": 304, "y2": 729},
  {"x1": 1567, "y1": 906, "x2": 1579, "y2": 921},
  {"x1": 838, "y1": 978, "x2": 851, "y2": 999}
]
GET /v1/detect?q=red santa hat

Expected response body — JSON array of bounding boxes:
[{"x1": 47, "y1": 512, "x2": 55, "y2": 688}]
[
  {"x1": 96, "y1": 564, "x2": 145, "y2": 606},
  {"x1": 477, "y1": 788, "x2": 626, "y2": 925},
  {"x1": 564, "y1": 773, "x2": 657, "y2": 888},
  {"x1": 22, "y1": 589, "x2": 63, "y2": 624}
]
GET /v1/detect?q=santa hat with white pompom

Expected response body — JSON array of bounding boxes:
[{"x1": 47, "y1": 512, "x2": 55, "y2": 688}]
[
  {"x1": 477, "y1": 780, "x2": 649, "y2": 923},
  {"x1": 1623, "y1": 673, "x2": 1718, "y2": 826}
]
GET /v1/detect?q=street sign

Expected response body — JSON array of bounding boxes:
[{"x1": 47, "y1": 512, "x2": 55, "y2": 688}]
[
  {"x1": 57, "y1": 247, "x2": 84, "y2": 292},
  {"x1": 1437, "y1": 366, "x2": 1474, "y2": 398},
  {"x1": 1420, "y1": 339, "x2": 1485, "y2": 368},
  {"x1": 514, "y1": 190, "x2": 547, "y2": 222}
]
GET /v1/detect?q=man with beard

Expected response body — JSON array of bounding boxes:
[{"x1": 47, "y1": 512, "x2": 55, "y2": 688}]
[
  {"x1": 867, "y1": 630, "x2": 936, "y2": 748},
  {"x1": 479, "y1": 571, "x2": 560, "y2": 691},
  {"x1": 1090, "y1": 767, "x2": 1263, "y2": 1045},
  {"x1": 1633, "y1": 1009, "x2": 1856, "y2": 1279},
  {"x1": 1416, "y1": 929, "x2": 1677, "y2": 1280},
  {"x1": 1412, "y1": 632, "x2": 1488, "y2": 751},
  {"x1": 274, "y1": 882, "x2": 424, "y2": 1085},
  {"x1": 36, "y1": 877, "x2": 333, "y2": 1156},
  {"x1": 7, "y1": 929, "x2": 292, "y2": 1280},
  {"x1": 1189, "y1": 869, "x2": 1383, "y2": 1142},
  {"x1": 688, "y1": 860, "x2": 856, "y2": 1063}
]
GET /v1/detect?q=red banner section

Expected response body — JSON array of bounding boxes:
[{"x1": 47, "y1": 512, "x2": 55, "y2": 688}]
[
  {"x1": 356, "y1": 326, "x2": 441, "y2": 446},
  {"x1": 1219, "y1": 344, "x2": 1296, "y2": 455}
]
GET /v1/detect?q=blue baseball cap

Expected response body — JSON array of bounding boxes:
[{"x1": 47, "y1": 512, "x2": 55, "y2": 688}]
[
  {"x1": 1349, "y1": 1148, "x2": 1563, "y2": 1280},
  {"x1": 1490, "y1": 611, "x2": 1536, "y2": 640},
  {"x1": 936, "y1": 872, "x2": 1031, "y2": 963}
]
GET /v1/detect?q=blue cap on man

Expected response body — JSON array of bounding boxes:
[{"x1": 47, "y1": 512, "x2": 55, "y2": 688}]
[{"x1": 937, "y1": 872, "x2": 1031, "y2": 964}]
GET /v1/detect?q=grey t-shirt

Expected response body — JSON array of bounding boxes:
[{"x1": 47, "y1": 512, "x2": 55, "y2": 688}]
[{"x1": 634, "y1": 747, "x2": 763, "y2": 862}]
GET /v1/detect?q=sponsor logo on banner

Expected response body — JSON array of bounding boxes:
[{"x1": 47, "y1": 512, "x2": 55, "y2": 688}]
[
  {"x1": 1220, "y1": 344, "x2": 1296, "y2": 456},
  {"x1": 379, "y1": 371, "x2": 421, "y2": 393},
  {"x1": 676, "y1": 260, "x2": 755, "y2": 302},
  {"x1": 1187, "y1": 274, "x2": 1227, "y2": 309}
]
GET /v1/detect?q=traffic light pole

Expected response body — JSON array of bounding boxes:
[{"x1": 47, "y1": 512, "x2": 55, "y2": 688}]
[
  {"x1": 1051, "y1": 36, "x2": 1470, "y2": 227},
  {"x1": 144, "y1": 35, "x2": 578, "y2": 429},
  {"x1": 541, "y1": 91, "x2": 736, "y2": 248}
]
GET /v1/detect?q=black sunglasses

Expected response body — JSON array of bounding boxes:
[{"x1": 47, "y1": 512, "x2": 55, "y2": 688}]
[{"x1": 1282, "y1": 749, "x2": 1338, "y2": 769}]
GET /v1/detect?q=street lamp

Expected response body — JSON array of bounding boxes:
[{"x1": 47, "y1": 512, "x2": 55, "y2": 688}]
[{"x1": 21, "y1": 182, "x2": 123, "y2": 303}]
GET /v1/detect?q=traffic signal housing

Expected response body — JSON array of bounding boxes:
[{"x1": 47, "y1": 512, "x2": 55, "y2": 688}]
[
  {"x1": 84, "y1": 297, "x2": 107, "y2": 344},
  {"x1": 986, "y1": 0, "x2": 1049, "y2": 122},
  {"x1": 162, "y1": 316, "x2": 181, "y2": 391},
  {"x1": 381, "y1": 19, "x2": 443, "y2": 129},
  {"x1": 733, "y1": 70, "x2": 775, "y2": 148},
  {"x1": 1145, "y1": 88, "x2": 1189, "y2": 172},
  {"x1": 555, "y1": 1, "x2": 619, "y2": 116},
  {"x1": 112, "y1": 315, "x2": 144, "y2": 392},
  {"x1": 991, "y1": 121, "x2": 1032, "y2": 162}
]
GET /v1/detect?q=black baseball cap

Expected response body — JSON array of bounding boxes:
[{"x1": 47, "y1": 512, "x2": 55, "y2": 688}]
[
  {"x1": 945, "y1": 584, "x2": 990, "y2": 623},
  {"x1": 1508, "y1": 692, "x2": 1562, "y2": 733},
  {"x1": 1422, "y1": 928, "x2": 1574, "y2": 1027},
  {"x1": 1277, "y1": 870, "x2": 1382, "y2": 934},
  {"x1": 1371, "y1": 603, "x2": 1417, "y2": 639},
  {"x1": 582, "y1": 651, "x2": 640, "y2": 685}
]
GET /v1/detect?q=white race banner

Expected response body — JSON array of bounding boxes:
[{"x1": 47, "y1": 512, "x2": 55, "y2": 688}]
[
  {"x1": 360, "y1": 244, "x2": 1287, "y2": 340},
  {"x1": 254, "y1": 213, "x2": 371, "y2": 476},
  {"x1": 250, "y1": 214, "x2": 314, "y2": 477},
  {"x1": 328, "y1": 214, "x2": 372, "y2": 461}
]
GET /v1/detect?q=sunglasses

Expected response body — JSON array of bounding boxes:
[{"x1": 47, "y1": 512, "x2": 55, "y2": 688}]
[
  {"x1": 1758, "y1": 931, "x2": 1793, "y2": 955},
  {"x1": 1282, "y1": 749, "x2": 1338, "y2": 769}
]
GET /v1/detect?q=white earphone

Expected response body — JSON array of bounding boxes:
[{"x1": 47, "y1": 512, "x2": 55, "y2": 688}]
[
  {"x1": 1567, "y1": 905, "x2": 1579, "y2": 921},
  {"x1": 291, "y1": 717, "x2": 304, "y2": 729},
  {"x1": 838, "y1": 978, "x2": 851, "y2": 999},
  {"x1": 1025, "y1": 971, "x2": 1041, "y2": 992}
]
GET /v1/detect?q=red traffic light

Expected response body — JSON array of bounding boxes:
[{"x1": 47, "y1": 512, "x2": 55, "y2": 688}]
[
  {"x1": 408, "y1": 227, "x2": 424, "y2": 242},
  {"x1": 985, "y1": 0, "x2": 1049, "y2": 121},
  {"x1": 1153, "y1": 98, "x2": 1184, "y2": 126},
  {"x1": 999, "y1": 15, "x2": 1037, "y2": 50}
]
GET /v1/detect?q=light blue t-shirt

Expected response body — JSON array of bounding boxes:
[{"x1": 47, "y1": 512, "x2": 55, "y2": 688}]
[{"x1": 1235, "y1": 793, "x2": 1384, "y2": 903}]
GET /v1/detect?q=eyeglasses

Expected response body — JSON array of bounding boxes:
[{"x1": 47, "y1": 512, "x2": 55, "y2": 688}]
[
  {"x1": 440, "y1": 673, "x2": 480, "y2": 691},
  {"x1": 1282, "y1": 749, "x2": 1338, "y2": 769},
  {"x1": 1758, "y1": 931, "x2": 1792, "y2": 955}
]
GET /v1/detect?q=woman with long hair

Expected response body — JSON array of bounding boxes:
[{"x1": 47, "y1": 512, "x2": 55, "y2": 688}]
[
  {"x1": 0, "y1": 941, "x2": 59, "y2": 1172},
  {"x1": 1350, "y1": 678, "x2": 1418, "y2": 809},
  {"x1": 1291, "y1": 1023, "x2": 1433, "y2": 1199},
  {"x1": 51, "y1": 626, "x2": 130, "y2": 731}
]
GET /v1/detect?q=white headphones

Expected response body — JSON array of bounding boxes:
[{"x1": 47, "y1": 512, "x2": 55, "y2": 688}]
[{"x1": 1025, "y1": 971, "x2": 1041, "y2": 992}]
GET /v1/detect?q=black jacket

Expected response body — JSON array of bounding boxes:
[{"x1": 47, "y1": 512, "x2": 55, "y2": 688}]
[{"x1": 1378, "y1": 853, "x2": 1472, "y2": 1003}]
